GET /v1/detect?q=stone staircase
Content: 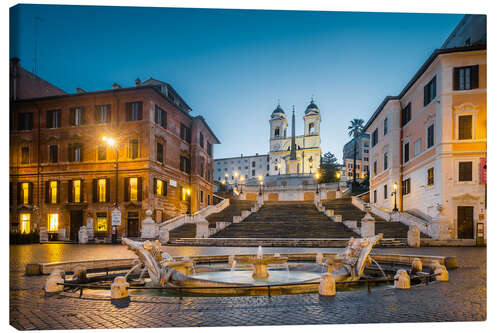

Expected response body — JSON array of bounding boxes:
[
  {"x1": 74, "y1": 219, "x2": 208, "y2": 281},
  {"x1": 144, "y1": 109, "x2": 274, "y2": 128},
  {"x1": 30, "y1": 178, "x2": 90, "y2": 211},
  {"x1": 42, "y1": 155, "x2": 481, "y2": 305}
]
[
  {"x1": 211, "y1": 201, "x2": 358, "y2": 238},
  {"x1": 168, "y1": 224, "x2": 197, "y2": 242},
  {"x1": 322, "y1": 198, "x2": 417, "y2": 239},
  {"x1": 205, "y1": 199, "x2": 256, "y2": 227}
]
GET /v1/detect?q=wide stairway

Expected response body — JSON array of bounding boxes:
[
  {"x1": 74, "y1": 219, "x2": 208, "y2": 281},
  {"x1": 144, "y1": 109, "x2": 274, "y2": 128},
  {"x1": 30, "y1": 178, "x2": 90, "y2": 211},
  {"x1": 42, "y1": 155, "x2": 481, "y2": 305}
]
[
  {"x1": 168, "y1": 223, "x2": 197, "y2": 242},
  {"x1": 322, "y1": 198, "x2": 415, "y2": 239},
  {"x1": 206, "y1": 199, "x2": 256, "y2": 228},
  {"x1": 212, "y1": 201, "x2": 358, "y2": 238}
]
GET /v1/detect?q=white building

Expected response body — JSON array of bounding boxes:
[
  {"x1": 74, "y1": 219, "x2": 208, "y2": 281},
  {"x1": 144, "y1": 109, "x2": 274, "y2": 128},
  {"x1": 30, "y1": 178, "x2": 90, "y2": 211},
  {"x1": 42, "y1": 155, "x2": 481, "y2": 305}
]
[{"x1": 214, "y1": 153, "x2": 270, "y2": 184}]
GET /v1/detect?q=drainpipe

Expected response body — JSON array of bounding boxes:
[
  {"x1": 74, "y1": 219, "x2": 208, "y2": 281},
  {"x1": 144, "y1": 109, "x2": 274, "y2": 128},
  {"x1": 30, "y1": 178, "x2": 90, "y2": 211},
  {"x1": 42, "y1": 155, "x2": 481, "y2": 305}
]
[{"x1": 398, "y1": 101, "x2": 404, "y2": 212}]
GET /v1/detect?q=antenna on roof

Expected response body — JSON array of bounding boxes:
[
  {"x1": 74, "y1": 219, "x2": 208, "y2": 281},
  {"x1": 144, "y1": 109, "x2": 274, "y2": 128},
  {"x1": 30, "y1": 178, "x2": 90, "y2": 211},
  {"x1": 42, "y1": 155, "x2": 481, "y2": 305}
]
[{"x1": 33, "y1": 16, "x2": 43, "y2": 74}]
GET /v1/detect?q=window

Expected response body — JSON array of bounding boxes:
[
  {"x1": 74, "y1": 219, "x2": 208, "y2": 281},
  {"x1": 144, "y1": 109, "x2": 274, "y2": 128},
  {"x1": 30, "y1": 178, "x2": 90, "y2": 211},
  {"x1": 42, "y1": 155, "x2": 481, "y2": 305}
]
[
  {"x1": 453, "y1": 65, "x2": 479, "y2": 91},
  {"x1": 200, "y1": 190, "x2": 204, "y2": 203},
  {"x1": 424, "y1": 76, "x2": 437, "y2": 106},
  {"x1": 180, "y1": 124, "x2": 191, "y2": 143},
  {"x1": 21, "y1": 146, "x2": 29, "y2": 164},
  {"x1": 129, "y1": 178, "x2": 138, "y2": 201},
  {"x1": 93, "y1": 178, "x2": 109, "y2": 203},
  {"x1": 155, "y1": 179, "x2": 167, "y2": 196},
  {"x1": 459, "y1": 161, "x2": 473, "y2": 182},
  {"x1": 458, "y1": 115, "x2": 473, "y2": 140},
  {"x1": 69, "y1": 180, "x2": 82, "y2": 203},
  {"x1": 156, "y1": 143, "x2": 164, "y2": 163},
  {"x1": 46, "y1": 110, "x2": 61, "y2": 128},
  {"x1": 384, "y1": 184, "x2": 388, "y2": 199},
  {"x1": 364, "y1": 149, "x2": 369, "y2": 153},
  {"x1": 96, "y1": 212, "x2": 108, "y2": 232},
  {"x1": 414, "y1": 139, "x2": 422, "y2": 157},
  {"x1": 46, "y1": 181, "x2": 59, "y2": 204},
  {"x1": 309, "y1": 123, "x2": 314, "y2": 134},
  {"x1": 129, "y1": 139, "x2": 139, "y2": 159},
  {"x1": 402, "y1": 178, "x2": 411, "y2": 195},
  {"x1": 126, "y1": 102, "x2": 143, "y2": 121},
  {"x1": 155, "y1": 106, "x2": 167, "y2": 128},
  {"x1": 124, "y1": 177, "x2": 143, "y2": 201},
  {"x1": 49, "y1": 145, "x2": 58, "y2": 163},
  {"x1": 180, "y1": 156, "x2": 190, "y2": 173},
  {"x1": 404, "y1": 142, "x2": 410, "y2": 163},
  {"x1": 18, "y1": 112, "x2": 33, "y2": 130},
  {"x1": 274, "y1": 127, "x2": 280, "y2": 137},
  {"x1": 427, "y1": 124, "x2": 435, "y2": 148},
  {"x1": 371, "y1": 129, "x2": 378, "y2": 147},
  {"x1": 95, "y1": 105, "x2": 111, "y2": 123},
  {"x1": 252, "y1": 169, "x2": 255, "y2": 176},
  {"x1": 98, "y1": 145, "x2": 107, "y2": 160},
  {"x1": 18, "y1": 182, "x2": 32, "y2": 205},
  {"x1": 383, "y1": 118, "x2": 388, "y2": 135},
  {"x1": 383, "y1": 152, "x2": 388, "y2": 170},
  {"x1": 402, "y1": 104, "x2": 411, "y2": 127},
  {"x1": 68, "y1": 143, "x2": 83, "y2": 162},
  {"x1": 200, "y1": 160, "x2": 204, "y2": 177},
  {"x1": 70, "y1": 107, "x2": 84, "y2": 126},
  {"x1": 48, "y1": 213, "x2": 59, "y2": 232},
  {"x1": 181, "y1": 187, "x2": 190, "y2": 201},
  {"x1": 363, "y1": 157, "x2": 369, "y2": 161},
  {"x1": 20, "y1": 213, "x2": 30, "y2": 234},
  {"x1": 364, "y1": 165, "x2": 369, "y2": 172},
  {"x1": 200, "y1": 132, "x2": 204, "y2": 148},
  {"x1": 373, "y1": 190, "x2": 377, "y2": 203},
  {"x1": 427, "y1": 168, "x2": 434, "y2": 186},
  {"x1": 373, "y1": 160, "x2": 377, "y2": 175},
  {"x1": 207, "y1": 142, "x2": 213, "y2": 157}
]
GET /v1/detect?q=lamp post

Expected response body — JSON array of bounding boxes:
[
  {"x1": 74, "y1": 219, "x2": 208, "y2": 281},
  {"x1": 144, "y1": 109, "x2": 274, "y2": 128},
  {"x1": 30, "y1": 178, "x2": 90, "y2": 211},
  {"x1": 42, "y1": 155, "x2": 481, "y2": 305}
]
[
  {"x1": 102, "y1": 136, "x2": 119, "y2": 206},
  {"x1": 234, "y1": 171, "x2": 239, "y2": 192},
  {"x1": 277, "y1": 163, "x2": 281, "y2": 175},
  {"x1": 336, "y1": 171, "x2": 341, "y2": 190},
  {"x1": 224, "y1": 173, "x2": 229, "y2": 192},
  {"x1": 308, "y1": 157, "x2": 313, "y2": 174},
  {"x1": 258, "y1": 174, "x2": 263, "y2": 195},
  {"x1": 239, "y1": 175, "x2": 244, "y2": 195},
  {"x1": 315, "y1": 172, "x2": 320, "y2": 194},
  {"x1": 391, "y1": 183, "x2": 399, "y2": 212}
]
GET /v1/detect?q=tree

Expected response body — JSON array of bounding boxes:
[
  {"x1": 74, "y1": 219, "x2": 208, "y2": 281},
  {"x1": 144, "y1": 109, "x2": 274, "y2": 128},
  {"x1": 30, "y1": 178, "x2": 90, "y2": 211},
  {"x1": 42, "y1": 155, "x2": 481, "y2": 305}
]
[
  {"x1": 319, "y1": 152, "x2": 340, "y2": 183},
  {"x1": 347, "y1": 118, "x2": 365, "y2": 185}
]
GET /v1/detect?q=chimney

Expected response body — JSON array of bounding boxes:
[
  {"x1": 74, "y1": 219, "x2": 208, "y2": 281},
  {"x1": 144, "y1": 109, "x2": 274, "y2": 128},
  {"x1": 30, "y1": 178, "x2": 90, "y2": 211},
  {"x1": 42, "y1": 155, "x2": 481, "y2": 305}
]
[
  {"x1": 112, "y1": 83, "x2": 122, "y2": 89},
  {"x1": 76, "y1": 88, "x2": 86, "y2": 94},
  {"x1": 135, "y1": 78, "x2": 141, "y2": 86}
]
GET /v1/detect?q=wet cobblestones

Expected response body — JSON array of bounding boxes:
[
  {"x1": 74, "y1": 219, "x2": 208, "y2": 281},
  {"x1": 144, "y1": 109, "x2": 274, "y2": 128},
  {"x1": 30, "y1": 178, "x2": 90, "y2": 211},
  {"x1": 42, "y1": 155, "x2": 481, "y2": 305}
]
[{"x1": 10, "y1": 245, "x2": 486, "y2": 329}]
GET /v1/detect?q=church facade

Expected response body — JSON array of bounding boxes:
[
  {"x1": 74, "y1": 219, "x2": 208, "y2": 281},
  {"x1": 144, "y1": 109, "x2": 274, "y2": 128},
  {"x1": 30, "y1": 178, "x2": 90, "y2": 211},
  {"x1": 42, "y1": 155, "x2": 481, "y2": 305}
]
[{"x1": 269, "y1": 100, "x2": 322, "y2": 175}]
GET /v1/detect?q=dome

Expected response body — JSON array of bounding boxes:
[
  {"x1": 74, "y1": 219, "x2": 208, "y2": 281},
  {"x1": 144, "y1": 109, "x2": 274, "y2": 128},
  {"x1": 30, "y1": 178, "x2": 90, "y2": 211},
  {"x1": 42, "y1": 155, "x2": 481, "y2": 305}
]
[
  {"x1": 271, "y1": 104, "x2": 286, "y2": 119},
  {"x1": 305, "y1": 99, "x2": 320, "y2": 115}
]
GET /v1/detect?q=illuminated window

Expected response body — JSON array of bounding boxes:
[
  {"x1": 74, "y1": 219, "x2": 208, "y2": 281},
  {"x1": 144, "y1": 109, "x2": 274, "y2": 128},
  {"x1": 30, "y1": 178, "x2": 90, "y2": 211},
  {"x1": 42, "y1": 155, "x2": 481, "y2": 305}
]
[
  {"x1": 72, "y1": 180, "x2": 81, "y2": 203},
  {"x1": 98, "y1": 179, "x2": 107, "y2": 202},
  {"x1": 156, "y1": 179, "x2": 164, "y2": 196},
  {"x1": 20, "y1": 213, "x2": 30, "y2": 234},
  {"x1": 22, "y1": 183, "x2": 29, "y2": 205},
  {"x1": 96, "y1": 213, "x2": 108, "y2": 232},
  {"x1": 48, "y1": 213, "x2": 59, "y2": 232},
  {"x1": 49, "y1": 181, "x2": 58, "y2": 204},
  {"x1": 129, "y1": 177, "x2": 138, "y2": 201},
  {"x1": 181, "y1": 187, "x2": 190, "y2": 201}
]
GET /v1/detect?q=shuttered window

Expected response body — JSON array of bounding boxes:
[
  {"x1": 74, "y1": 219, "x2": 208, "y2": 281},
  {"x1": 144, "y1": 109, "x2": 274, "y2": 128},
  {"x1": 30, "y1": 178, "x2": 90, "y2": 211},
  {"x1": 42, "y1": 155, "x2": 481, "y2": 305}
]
[
  {"x1": 180, "y1": 156, "x2": 190, "y2": 173},
  {"x1": 459, "y1": 162, "x2": 473, "y2": 182},
  {"x1": 46, "y1": 110, "x2": 61, "y2": 128},
  {"x1": 156, "y1": 143, "x2": 164, "y2": 163},
  {"x1": 95, "y1": 105, "x2": 111, "y2": 123},
  {"x1": 427, "y1": 168, "x2": 434, "y2": 186},
  {"x1": 180, "y1": 124, "x2": 191, "y2": 143},
  {"x1": 68, "y1": 179, "x2": 83, "y2": 203},
  {"x1": 129, "y1": 139, "x2": 139, "y2": 159},
  {"x1": 427, "y1": 124, "x2": 434, "y2": 148},
  {"x1": 69, "y1": 107, "x2": 84, "y2": 126},
  {"x1": 17, "y1": 182, "x2": 33, "y2": 205},
  {"x1": 402, "y1": 178, "x2": 411, "y2": 195},
  {"x1": 68, "y1": 143, "x2": 83, "y2": 162},
  {"x1": 458, "y1": 115, "x2": 473, "y2": 140},
  {"x1": 453, "y1": 65, "x2": 479, "y2": 90},
  {"x1": 155, "y1": 106, "x2": 167, "y2": 128},
  {"x1": 402, "y1": 103, "x2": 411, "y2": 126},
  {"x1": 93, "y1": 178, "x2": 110, "y2": 203},
  {"x1": 49, "y1": 145, "x2": 58, "y2": 163},
  {"x1": 45, "y1": 180, "x2": 60, "y2": 204},
  {"x1": 126, "y1": 102, "x2": 143, "y2": 121},
  {"x1": 371, "y1": 128, "x2": 378, "y2": 147},
  {"x1": 154, "y1": 178, "x2": 167, "y2": 196},
  {"x1": 404, "y1": 142, "x2": 410, "y2": 163},
  {"x1": 18, "y1": 113, "x2": 33, "y2": 130},
  {"x1": 124, "y1": 177, "x2": 142, "y2": 202},
  {"x1": 424, "y1": 76, "x2": 437, "y2": 106},
  {"x1": 21, "y1": 146, "x2": 29, "y2": 164}
]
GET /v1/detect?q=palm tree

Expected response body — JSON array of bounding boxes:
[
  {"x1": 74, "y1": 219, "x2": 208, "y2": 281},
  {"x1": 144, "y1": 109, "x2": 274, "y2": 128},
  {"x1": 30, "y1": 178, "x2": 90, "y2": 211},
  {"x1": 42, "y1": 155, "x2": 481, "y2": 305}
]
[{"x1": 347, "y1": 118, "x2": 365, "y2": 185}]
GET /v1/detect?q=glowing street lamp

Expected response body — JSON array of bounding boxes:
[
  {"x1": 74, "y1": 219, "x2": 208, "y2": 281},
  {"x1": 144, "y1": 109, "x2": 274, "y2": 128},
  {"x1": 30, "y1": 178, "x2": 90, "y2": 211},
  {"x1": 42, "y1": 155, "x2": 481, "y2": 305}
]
[
  {"x1": 240, "y1": 175, "x2": 244, "y2": 194},
  {"x1": 186, "y1": 188, "x2": 192, "y2": 215},
  {"x1": 258, "y1": 174, "x2": 263, "y2": 195},
  {"x1": 102, "y1": 136, "x2": 119, "y2": 206},
  {"x1": 336, "y1": 171, "x2": 341, "y2": 190},
  {"x1": 308, "y1": 157, "x2": 313, "y2": 174},
  {"x1": 314, "y1": 172, "x2": 320, "y2": 194},
  {"x1": 391, "y1": 183, "x2": 399, "y2": 212}
]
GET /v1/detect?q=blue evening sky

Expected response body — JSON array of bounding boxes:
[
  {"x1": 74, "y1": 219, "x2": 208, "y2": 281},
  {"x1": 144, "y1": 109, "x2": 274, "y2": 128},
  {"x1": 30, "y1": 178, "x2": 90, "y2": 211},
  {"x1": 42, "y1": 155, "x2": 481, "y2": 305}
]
[{"x1": 10, "y1": 5, "x2": 463, "y2": 160}]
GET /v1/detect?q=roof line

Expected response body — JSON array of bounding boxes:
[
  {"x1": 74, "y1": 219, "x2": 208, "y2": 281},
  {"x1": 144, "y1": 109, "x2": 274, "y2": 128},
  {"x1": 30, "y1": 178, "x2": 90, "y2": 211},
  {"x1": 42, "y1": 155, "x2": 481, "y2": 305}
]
[
  {"x1": 363, "y1": 44, "x2": 486, "y2": 131},
  {"x1": 214, "y1": 154, "x2": 269, "y2": 161}
]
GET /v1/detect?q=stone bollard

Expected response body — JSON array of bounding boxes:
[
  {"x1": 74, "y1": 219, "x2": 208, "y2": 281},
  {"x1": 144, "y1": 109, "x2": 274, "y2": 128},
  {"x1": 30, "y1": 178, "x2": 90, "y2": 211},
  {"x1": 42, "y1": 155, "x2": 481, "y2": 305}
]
[
  {"x1": 430, "y1": 260, "x2": 441, "y2": 272},
  {"x1": 434, "y1": 265, "x2": 449, "y2": 282},
  {"x1": 228, "y1": 255, "x2": 235, "y2": 267},
  {"x1": 44, "y1": 269, "x2": 65, "y2": 293},
  {"x1": 411, "y1": 258, "x2": 423, "y2": 274},
  {"x1": 72, "y1": 265, "x2": 87, "y2": 281},
  {"x1": 407, "y1": 225, "x2": 420, "y2": 248},
  {"x1": 394, "y1": 269, "x2": 410, "y2": 289},
  {"x1": 78, "y1": 226, "x2": 88, "y2": 244},
  {"x1": 110, "y1": 276, "x2": 130, "y2": 299},
  {"x1": 141, "y1": 209, "x2": 159, "y2": 239},
  {"x1": 159, "y1": 228, "x2": 170, "y2": 244},
  {"x1": 316, "y1": 253, "x2": 323, "y2": 264},
  {"x1": 360, "y1": 215, "x2": 375, "y2": 238},
  {"x1": 319, "y1": 274, "x2": 336, "y2": 296},
  {"x1": 195, "y1": 220, "x2": 210, "y2": 238}
]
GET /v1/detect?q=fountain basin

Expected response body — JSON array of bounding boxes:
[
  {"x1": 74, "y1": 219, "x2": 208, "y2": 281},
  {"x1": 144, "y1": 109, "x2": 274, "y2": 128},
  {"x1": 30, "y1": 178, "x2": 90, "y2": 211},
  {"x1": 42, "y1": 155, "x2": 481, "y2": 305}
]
[{"x1": 236, "y1": 256, "x2": 288, "y2": 279}]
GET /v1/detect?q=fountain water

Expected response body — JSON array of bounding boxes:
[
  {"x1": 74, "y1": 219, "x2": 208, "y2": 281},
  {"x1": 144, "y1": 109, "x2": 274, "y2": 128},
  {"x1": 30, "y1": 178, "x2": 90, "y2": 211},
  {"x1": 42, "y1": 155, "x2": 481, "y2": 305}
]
[
  {"x1": 370, "y1": 257, "x2": 387, "y2": 279},
  {"x1": 257, "y1": 246, "x2": 263, "y2": 259}
]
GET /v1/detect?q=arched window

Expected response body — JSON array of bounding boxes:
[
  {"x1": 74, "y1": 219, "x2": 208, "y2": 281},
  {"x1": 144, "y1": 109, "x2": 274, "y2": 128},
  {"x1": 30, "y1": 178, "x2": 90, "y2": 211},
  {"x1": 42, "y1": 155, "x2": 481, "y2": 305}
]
[
  {"x1": 309, "y1": 123, "x2": 315, "y2": 134},
  {"x1": 274, "y1": 127, "x2": 280, "y2": 137}
]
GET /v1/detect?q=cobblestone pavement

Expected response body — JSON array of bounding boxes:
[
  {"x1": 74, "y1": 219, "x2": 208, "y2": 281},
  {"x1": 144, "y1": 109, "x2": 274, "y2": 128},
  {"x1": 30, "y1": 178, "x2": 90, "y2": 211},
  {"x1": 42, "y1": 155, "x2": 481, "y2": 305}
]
[{"x1": 10, "y1": 245, "x2": 486, "y2": 329}]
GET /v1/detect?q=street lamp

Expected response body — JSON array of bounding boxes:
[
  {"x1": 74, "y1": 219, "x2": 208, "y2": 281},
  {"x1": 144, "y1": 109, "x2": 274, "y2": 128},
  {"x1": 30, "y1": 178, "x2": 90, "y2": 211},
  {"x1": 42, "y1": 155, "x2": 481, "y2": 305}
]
[
  {"x1": 239, "y1": 175, "x2": 244, "y2": 195},
  {"x1": 391, "y1": 182, "x2": 399, "y2": 212},
  {"x1": 336, "y1": 171, "x2": 341, "y2": 190},
  {"x1": 314, "y1": 171, "x2": 320, "y2": 194},
  {"x1": 277, "y1": 163, "x2": 281, "y2": 175},
  {"x1": 234, "y1": 171, "x2": 239, "y2": 192},
  {"x1": 258, "y1": 174, "x2": 263, "y2": 195},
  {"x1": 224, "y1": 173, "x2": 229, "y2": 192},
  {"x1": 308, "y1": 157, "x2": 313, "y2": 174},
  {"x1": 102, "y1": 136, "x2": 119, "y2": 206}
]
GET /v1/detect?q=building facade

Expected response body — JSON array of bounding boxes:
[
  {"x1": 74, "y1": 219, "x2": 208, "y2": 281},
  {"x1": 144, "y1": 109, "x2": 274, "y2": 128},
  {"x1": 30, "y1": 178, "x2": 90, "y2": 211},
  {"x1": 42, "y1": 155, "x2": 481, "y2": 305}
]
[
  {"x1": 10, "y1": 70, "x2": 219, "y2": 242},
  {"x1": 214, "y1": 153, "x2": 270, "y2": 185},
  {"x1": 342, "y1": 133, "x2": 370, "y2": 180},
  {"x1": 364, "y1": 15, "x2": 486, "y2": 241},
  {"x1": 269, "y1": 101, "x2": 322, "y2": 175}
]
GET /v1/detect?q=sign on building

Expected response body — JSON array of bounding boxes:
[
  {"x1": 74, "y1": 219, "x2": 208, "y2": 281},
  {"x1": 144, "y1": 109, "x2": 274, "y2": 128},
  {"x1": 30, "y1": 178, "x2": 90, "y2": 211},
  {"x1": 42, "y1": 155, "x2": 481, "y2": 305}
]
[
  {"x1": 111, "y1": 208, "x2": 122, "y2": 226},
  {"x1": 169, "y1": 179, "x2": 177, "y2": 187}
]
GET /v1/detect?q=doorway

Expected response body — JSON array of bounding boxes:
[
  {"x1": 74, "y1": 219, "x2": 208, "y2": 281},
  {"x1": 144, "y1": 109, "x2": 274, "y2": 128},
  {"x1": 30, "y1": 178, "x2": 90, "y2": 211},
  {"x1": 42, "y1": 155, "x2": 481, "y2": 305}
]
[
  {"x1": 70, "y1": 210, "x2": 83, "y2": 241},
  {"x1": 457, "y1": 206, "x2": 474, "y2": 239},
  {"x1": 127, "y1": 211, "x2": 139, "y2": 237}
]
